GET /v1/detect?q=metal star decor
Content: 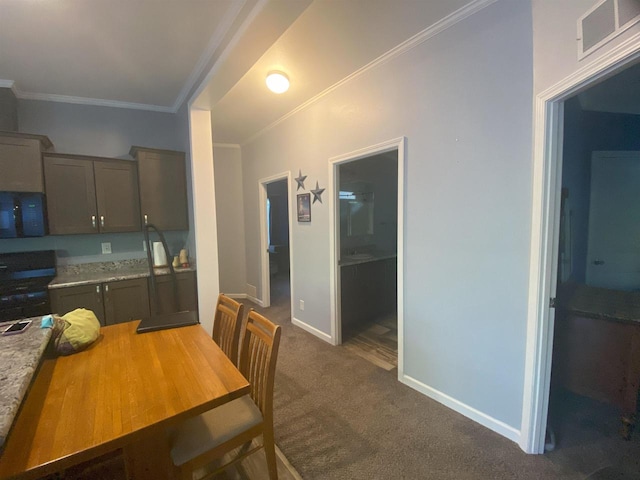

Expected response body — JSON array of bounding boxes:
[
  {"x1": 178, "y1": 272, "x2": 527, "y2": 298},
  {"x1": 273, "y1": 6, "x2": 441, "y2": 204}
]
[
  {"x1": 295, "y1": 169, "x2": 307, "y2": 191},
  {"x1": 311, "y1": 181, "x2": 325, "y2": 204}
]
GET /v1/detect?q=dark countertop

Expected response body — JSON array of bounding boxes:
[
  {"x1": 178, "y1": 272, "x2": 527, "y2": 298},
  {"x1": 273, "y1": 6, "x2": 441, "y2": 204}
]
[
  {"x1": 556, "y1": 282, "x2": 640, "y2": 325},
  {"x1": 0, "y1": 318, "x2": 52, "y2": 447}
]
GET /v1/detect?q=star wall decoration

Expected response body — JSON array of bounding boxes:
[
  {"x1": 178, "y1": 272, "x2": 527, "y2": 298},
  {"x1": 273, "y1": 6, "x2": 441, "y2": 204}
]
[
  {"x1": 295, "y1": 169, "x2": 307, "y2": 190},
  {"x1": 311, "y1": 181, "x2": 325, "y2": 204}
]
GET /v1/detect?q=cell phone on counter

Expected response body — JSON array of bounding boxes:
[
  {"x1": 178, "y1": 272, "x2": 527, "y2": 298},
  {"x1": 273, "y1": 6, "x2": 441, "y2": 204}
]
[{"x1": 2, "y1": 320, "x2": 32, "y2": 336}]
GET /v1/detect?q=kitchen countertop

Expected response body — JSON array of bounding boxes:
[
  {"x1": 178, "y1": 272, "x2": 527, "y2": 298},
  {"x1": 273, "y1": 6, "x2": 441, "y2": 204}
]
[
  {"x1": 0, "y1": 318, "x2": 52, "y2": 447},
  {"x1": 339, "y1": 252, "x2": 397, "y2": 267},
  {"x1": 49, "y1": 260, "x2": 196, "y2": 289},
  {"x1": 556, "y1": 282, "x2": 640, "y2": 325}
]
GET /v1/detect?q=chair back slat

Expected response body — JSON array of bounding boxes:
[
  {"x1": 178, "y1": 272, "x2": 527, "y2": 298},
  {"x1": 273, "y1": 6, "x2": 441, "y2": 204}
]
[
  {"x1": 212, "y1": 294, "x2": 244, "y2": 367},
  {"x1": 239, "y1": 310, "x2": 281, "y2": 419}
]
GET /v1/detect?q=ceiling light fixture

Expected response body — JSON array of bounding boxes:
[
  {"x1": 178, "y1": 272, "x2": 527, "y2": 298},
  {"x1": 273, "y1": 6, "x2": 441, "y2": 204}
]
[{"x1": 266, "y1": 71, "x2": 290, "y2": 94}]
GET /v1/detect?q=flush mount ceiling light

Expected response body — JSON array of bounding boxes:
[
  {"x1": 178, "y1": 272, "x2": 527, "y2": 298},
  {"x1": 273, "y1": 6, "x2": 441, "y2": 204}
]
[{"x1": 265, "y1": 71, "x2": 290, "y2": 94}]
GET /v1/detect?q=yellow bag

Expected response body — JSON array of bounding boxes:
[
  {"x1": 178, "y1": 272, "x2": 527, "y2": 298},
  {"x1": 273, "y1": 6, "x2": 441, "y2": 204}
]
[{"x1": 52, "y1": 308, "x2": 101, "y2": 355}]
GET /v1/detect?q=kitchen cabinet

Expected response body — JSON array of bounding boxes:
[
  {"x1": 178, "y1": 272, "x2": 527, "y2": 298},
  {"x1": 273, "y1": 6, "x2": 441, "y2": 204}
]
[
  {"x1": 44, "y1": 153, "x2": 141, "y2": 235},
  {"x1": 0, "y1": 132, "x2": 52, "y2": 192},
  {"x1": 50, "y1": 277, "x2": 150, "y2": 326},
  {"x1": 149, "y1": 271, "x2": 198, "y2": 315},
  {"x1": 340, "y1": 257, "x2": 396, "y2": 334},
  {"x1": 130, "y1": 146, "x2": 188, "y2": 231}
]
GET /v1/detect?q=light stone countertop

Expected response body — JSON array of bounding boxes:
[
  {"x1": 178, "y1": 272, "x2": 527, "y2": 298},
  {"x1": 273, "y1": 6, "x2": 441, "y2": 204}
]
[
  {"x1": 339, "y1": 252, "x2": 397, "y2": 267},
  {"x1": 0, "y1": 318, "x2": 52, "y2": 448},
  {"x1": 48, "y1": 261, "x2": 196, "y2": 289}
]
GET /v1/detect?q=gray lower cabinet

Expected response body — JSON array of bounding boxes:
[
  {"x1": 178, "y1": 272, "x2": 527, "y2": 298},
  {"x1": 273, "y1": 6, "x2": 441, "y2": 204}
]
[
  {"x1": 50, "y1": 278, "x2": 150, "y2": 326},
  {"x1": 148, "y1": 271, "x2": 198, "y2": 315},
  {"x1": 341, "y1": 258, "x2": 396, "y2": 333}
]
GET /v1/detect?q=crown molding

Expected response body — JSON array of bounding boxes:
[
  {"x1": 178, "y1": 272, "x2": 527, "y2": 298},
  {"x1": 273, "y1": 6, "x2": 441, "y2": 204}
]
[
  {"x1": 172, "y1": 0, "x2": 248, "y2": 112},
  {"x1": 0, "y1": 80, "x2": 17, "y2": 94},
  {"x1": 213, "y1": 142, "x2": 241, "y2": 149},
  {"x1": 242, "y1": 0, "x2": 498, "y2": 145},
  {"x1": 15, "y1": 89, "x2": 175, "y2": 113}
]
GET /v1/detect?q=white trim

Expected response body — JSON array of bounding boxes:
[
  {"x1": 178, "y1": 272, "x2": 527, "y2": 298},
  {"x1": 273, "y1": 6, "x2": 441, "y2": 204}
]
[
  {"x1": 225, "y1": 293, "x2": 248, "y2": 299},
  {"x1": 14, "y1": 90, "x2": 174, "y2": 113},
  {"x1": 328, "y1": 137, "x2": 406, "y2": 377},
  {"x1": 188, "y1": 0, "x2": 270, "y2": 109},
  {"x1": 292, "y1": 317, "x2": 333, "y2": 343},
  {"x1": 172, "y1": 0, "x2": 248, "y2": 112},
  {"x1": 258, "y1": 172, "x2": 294, "y2": 321},
  {"x1": 246, "y1": 295, "x2": 265, "y2": 307},
  {"x1": 241, "y1": 0, "x2": 497, "y2": 146},
  {"x1": 402, "y1": 374, "x2": 521, "y2": 443},
  {"x1": 0, "y1": 80, "x2": 16, "y2": 93},
  {"x1": 213, "y1": 143, "x2": 241, "y2": 149},
  {"x1": 522, "y1": 32, "x2": 640, "y2": 454}
]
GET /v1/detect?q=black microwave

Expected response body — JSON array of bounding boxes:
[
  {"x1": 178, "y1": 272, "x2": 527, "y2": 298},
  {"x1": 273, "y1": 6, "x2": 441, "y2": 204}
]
[{"x1": 0, "y1": 192, "x2": 48, "y2": 238}]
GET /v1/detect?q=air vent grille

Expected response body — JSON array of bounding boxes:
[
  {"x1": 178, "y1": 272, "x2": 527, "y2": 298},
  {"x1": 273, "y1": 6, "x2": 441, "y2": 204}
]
[{"x1": 578, "y1": 0, "x2": 640, "y2": 59}]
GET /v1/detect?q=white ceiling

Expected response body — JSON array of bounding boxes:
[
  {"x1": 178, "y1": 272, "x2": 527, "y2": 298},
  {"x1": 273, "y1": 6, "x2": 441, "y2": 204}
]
[{"x1": 0, "y1": 0, "x2": 474, "y2": 143}]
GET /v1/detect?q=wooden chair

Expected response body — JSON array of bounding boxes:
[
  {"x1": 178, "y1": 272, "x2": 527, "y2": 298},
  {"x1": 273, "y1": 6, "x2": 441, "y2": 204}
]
[
  {"x1": 170, "y1": 309, "x2": 282, "y2": 480},
  {"x1": 211, "y1": 294, "x2": 244, "y2": 367}
]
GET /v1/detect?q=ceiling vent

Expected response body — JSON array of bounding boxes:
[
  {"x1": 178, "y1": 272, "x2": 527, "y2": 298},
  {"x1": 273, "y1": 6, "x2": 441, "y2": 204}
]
[{"x1": 578, "y1": 0, "x2": 640, "y2": 59}]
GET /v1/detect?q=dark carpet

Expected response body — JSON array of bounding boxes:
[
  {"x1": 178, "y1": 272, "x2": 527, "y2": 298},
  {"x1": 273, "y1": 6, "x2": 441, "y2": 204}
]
[{"x1": 243, "y1": 274, "x2": 640, "y2": 480}]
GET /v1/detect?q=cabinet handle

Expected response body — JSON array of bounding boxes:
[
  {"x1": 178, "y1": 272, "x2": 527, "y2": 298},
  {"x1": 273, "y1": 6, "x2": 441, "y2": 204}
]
[
  {"x1": 144, "y1": 214, "x2": 148, "y2": 225},
  {"x1": 91, "y1": 215, "x2": 97, "y2": 228},
  {"x1": 100, "y1": 215, "x2": 105, "y2": 228}
]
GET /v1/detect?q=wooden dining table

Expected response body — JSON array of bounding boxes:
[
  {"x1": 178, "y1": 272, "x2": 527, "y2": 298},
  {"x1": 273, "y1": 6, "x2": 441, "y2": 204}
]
[{"x1": 0, "y1": 321, "x2": 250, "y2": 480}]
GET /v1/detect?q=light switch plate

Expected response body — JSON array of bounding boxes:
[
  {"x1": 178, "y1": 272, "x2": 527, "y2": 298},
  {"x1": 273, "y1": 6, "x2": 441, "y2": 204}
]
[
  {"x1": 299, "y1": 300, "x2": 304, "y2": 311},
  {"x1": 101, "y1": 242, "x2": 112, "y2": 254}
]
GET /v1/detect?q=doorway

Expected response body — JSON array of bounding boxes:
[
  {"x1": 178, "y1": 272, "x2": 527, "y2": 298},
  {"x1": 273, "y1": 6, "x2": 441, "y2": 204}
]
[
  {"x1": 259, "y1": 173, "x2": 293, "y2": 314},
  {"x1": 329, "y1": 137, "x2": 405, "y2": 376},
  {"x1": 523, "y1": 42, "x2": 640, "y2": 456}
]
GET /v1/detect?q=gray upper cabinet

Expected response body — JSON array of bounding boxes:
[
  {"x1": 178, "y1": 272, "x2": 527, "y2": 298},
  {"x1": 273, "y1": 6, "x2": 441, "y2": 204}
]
[
  {"x1": 44, "y1": 153, "x2": 140, "y2": 235},
  {"x1": 130, "y1": 146, "x2": 188, "y2": 231},
  {"x1": 0, "y1": 132, "x2": 52, "y2": 192}
]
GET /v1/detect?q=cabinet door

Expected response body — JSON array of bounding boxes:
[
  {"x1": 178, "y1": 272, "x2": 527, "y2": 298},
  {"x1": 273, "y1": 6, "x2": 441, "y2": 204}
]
[
  {"x1": 103, "y1": 278, "x2": 150, "y2": 326},
  {"x1": 0, "y1": 136, "x2": 46, "y2": 192},
  {"x1": 94, "y1": 160, "x2": 141, "y2": 233},
  {"x1": 44, "y1": 156, "x2": 98, "y2": 235},
  {"x1": 150, "y1": 272, "x2": 198, "y2": 315},
  {"x1": 50, "y1": 284, "x2": 105, "y2": 325},
  {"x1": 134, "y1": 148, "x2": 188, "y2": 231}
]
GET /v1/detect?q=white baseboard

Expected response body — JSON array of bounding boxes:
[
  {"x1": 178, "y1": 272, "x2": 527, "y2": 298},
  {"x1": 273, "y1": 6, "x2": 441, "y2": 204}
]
[
  {"x1": 224, "y1": 293, "x2": 265, "y2": 307},
  {"x1": 225, "y1": 293, "x2": 247, "y2": 299},
  {"x1": 401, "y1": 374, "x2": 521, "y2": 444},
  {"x1": 292, "y1": 317, "x2": 333, "y2": 343}
]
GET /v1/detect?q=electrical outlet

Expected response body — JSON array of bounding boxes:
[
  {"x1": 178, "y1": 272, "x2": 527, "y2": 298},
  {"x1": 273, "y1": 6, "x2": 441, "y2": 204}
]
[
  {"x1": 101, "y1": 242, "x2": 112, "y2": 254},
  {"x1": 299, "y1": 300, "x2": 304, "y2": 311}
]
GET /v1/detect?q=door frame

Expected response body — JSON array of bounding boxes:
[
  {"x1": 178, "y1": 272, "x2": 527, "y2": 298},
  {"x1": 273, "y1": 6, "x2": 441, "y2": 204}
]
[
  {"x1": 521, "y1": 35, "x2": 640, "y2": 454},
  {"x1": 259, "y1": 171, "x2": 294, "y2": 313},
  {"x1": 328, "y1": 136, "x2": 406, "y2": 377}
]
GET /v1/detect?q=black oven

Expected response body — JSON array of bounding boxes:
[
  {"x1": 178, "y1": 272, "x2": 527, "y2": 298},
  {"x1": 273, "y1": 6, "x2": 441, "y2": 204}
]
[{"x1": 0, "y1": 250, "x2": 56, "y2": 322}]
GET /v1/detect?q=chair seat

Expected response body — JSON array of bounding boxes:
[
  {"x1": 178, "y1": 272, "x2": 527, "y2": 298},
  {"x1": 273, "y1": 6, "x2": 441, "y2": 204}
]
[{"x1": 170, "y1": 395, "x2": 263, "y2": 467}]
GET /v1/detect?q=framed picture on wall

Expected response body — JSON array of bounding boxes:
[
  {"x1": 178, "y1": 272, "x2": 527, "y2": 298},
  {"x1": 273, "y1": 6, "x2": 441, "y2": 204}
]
[{"x1": 297, "y1": 193, "x2": 311, "y2": 222}]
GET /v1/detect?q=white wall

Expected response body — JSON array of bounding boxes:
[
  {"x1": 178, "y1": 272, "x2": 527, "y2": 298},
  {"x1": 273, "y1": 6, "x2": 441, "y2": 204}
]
[
  {"x1": 533, "y1": 0, "x2": 640, "y2": 94},
  {"x1": 213, "y1": 144, "x2": 247, "y2": 295},
  {"x1": 240, "y1": 0, "x2": 533, "y2": 432}
]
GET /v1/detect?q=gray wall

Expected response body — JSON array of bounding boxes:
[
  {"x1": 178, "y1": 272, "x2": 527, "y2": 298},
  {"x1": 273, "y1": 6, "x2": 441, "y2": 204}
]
[
  {"x1": 240, "y1": 0, "x2": 533, "y2": 430},
  {"x1": 213, "y1": 144, "x2": 247, "y2": 294},
  {"x1": 0, "y1": 100, "x2": 190, "y2": 264}
]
